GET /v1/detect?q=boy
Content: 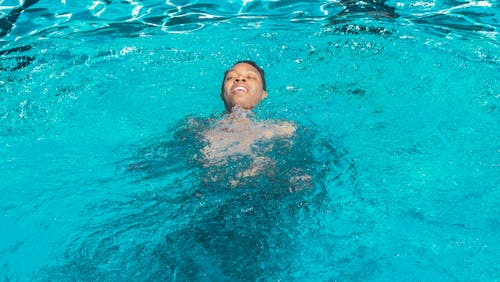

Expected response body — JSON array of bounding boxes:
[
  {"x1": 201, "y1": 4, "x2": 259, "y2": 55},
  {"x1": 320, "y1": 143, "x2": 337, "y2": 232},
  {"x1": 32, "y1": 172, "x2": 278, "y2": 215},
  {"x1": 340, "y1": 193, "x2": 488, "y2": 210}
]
[
  {"x1": 125, "y1": 62, "x2": 334, "y2": 280},
  {"x1": 200, "y1": 61, "x2": 305, "y2": 187}
]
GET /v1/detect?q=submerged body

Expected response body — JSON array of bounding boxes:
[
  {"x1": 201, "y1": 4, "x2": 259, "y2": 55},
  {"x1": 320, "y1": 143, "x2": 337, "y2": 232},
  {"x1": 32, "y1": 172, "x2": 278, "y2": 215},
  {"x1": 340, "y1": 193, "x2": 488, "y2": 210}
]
[
  {"x1": 202, "y1": 107, "x2": 296, "y2": 163},
  {"x1": 199, "y1": 107, "x2": 305, "y2": 187},
  {"x1": 161, "y1": 114, "x2": 324, "y2": 280},
  {"x1": 125, "y1": 107, "x2": 333, "y2": 279}
]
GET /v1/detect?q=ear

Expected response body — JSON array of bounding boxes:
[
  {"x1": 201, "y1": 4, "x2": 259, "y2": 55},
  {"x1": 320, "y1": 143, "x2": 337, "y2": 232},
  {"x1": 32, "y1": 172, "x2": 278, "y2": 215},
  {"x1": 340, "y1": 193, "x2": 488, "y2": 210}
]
[{"x1": 261, "y1": 90, "x2": 268, "y2": 99}]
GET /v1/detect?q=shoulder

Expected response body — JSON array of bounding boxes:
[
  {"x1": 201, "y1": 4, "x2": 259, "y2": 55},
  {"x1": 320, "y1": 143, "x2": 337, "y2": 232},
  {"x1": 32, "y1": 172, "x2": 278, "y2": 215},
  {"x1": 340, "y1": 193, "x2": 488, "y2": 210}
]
[
  {"x1": 258, "y1": 120, "x2": 296, "y2": 139},
  {"x1": 274, "y1": 120, "x2": 296, "y2": 137}
]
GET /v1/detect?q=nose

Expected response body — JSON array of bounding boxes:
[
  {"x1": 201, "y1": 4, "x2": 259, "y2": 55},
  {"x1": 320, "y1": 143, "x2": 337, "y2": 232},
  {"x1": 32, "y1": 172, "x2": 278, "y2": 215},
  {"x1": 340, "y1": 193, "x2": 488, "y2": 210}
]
[{"x1": 234, "y1": 76, "x2": 246, "y2": 82}]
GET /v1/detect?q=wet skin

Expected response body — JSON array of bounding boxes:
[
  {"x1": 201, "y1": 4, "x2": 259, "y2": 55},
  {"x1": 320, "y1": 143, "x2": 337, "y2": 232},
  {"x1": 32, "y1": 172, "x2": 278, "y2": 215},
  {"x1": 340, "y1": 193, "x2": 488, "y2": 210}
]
[{"x1": 221, "y1": 62, "x2": 268, "y2": 111}]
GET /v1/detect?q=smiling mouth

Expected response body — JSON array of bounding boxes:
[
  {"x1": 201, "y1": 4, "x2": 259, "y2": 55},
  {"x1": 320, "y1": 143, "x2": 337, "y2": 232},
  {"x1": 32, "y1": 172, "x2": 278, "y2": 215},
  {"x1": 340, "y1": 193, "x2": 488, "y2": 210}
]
[{"x1": 233, "y1": 86, "x2": 247, "y2": 92}]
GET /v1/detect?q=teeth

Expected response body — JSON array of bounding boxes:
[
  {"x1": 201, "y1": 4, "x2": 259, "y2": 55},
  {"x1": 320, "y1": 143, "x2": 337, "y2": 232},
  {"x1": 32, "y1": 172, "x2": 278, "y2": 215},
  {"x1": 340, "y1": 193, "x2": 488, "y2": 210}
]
[{"x1": 234, "y1": 86, "x2": 247, "y2": 91}]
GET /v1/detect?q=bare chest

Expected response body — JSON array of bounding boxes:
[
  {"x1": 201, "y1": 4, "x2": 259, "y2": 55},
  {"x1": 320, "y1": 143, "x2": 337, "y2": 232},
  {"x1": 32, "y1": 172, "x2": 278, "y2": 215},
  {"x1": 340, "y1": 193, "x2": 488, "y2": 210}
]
[{"x1": 201, "y1": 121, "x2": 295, "y2": 162}]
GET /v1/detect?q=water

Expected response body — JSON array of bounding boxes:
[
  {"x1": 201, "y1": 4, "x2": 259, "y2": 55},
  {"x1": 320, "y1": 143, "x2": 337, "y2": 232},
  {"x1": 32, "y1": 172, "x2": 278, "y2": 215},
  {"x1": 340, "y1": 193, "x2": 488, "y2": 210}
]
[{"x1": 1, "y1": 0, "x2": 499, "y2": 281}]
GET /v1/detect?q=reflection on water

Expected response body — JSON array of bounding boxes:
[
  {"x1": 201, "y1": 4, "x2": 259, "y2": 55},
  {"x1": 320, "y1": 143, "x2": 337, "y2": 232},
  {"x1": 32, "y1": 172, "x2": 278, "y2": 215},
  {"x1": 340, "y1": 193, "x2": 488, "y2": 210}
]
[
  {"x1": 0, "y1": 45, "x2": 34, "y2": 72},
  {"x1": 0, "y1": 0, "x2": 497, "y2": 43},
  {"x1": 0, "y1": 0, "x2": 40, "y2": 37},
  {"x1": 43, "y1": 114, "x2": 355, "y2": 280},
  {"x1": 328, "y1": 0, "x2": 399, "y2": 24}
]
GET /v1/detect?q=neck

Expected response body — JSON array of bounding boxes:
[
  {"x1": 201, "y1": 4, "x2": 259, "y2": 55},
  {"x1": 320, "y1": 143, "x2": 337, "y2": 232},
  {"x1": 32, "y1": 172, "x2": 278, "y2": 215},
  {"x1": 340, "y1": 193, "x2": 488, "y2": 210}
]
[{"x1": 224, "y1": 106, "x2": 256, "y2": 122}]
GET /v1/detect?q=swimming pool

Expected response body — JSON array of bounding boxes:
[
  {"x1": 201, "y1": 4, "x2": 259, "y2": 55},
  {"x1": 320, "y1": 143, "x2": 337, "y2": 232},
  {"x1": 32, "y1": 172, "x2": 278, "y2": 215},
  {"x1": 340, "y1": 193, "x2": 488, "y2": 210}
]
[{"x1": 1, "y1": 0, "x2": 499, "y2": 280}]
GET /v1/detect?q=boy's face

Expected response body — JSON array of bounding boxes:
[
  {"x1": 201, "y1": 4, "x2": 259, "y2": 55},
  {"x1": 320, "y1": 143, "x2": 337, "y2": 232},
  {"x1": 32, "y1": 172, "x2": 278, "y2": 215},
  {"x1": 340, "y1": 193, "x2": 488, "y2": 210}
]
[{"x1": 221, "y1": 63, "x2": 267, "y2": 111}]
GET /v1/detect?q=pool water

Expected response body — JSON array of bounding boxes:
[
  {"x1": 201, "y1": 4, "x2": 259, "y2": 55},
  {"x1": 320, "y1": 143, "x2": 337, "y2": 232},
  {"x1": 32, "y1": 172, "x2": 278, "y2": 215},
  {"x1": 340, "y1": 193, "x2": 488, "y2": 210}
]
[{"x1": 1, "y1": 0, "x2": 499, "y2": 281}]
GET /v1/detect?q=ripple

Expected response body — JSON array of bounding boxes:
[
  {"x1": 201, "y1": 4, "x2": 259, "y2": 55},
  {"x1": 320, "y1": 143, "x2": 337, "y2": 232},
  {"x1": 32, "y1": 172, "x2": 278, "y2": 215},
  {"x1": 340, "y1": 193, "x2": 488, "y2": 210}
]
[{"x1": 0, "y1": 0, "x2": 498, "y2": 42}]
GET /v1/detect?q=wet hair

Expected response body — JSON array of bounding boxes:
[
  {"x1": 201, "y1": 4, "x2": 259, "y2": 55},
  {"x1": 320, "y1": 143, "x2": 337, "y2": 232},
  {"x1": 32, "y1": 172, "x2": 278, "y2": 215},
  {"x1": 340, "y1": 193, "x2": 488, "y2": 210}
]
[{"x1": 220, "y1": 60, "x2": 266, "y2": 95}]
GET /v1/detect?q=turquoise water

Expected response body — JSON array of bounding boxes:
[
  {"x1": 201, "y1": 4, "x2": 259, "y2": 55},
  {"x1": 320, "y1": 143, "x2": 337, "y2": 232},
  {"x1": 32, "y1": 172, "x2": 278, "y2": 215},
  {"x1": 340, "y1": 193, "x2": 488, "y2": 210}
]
[{"x1": 1, "y1": 0, "x2": 499, "y2": 281}]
